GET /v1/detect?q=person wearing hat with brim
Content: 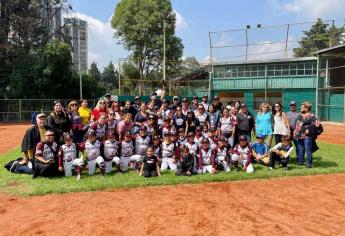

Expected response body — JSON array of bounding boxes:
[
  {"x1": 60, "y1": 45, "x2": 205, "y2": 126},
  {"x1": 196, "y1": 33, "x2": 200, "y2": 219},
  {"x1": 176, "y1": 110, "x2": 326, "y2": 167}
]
[
  {"x1": 181, "y1": 98, "x2": 190, "y2": 116},
  {"x1": 286, "y1": 101, "x2": 300, "y2": 156},
  {"x1": 197, "y1": 138, "x2": 216, "y2": 174},
  {"x1": 189, "y1": 96, "x2": 199, "y2": 112},
  {"x1": 231, "y1": 135, "x2": 254, "y2": 173},
  {"x1": 132, "y1": 96, "x2": 141, "y2": 110},
  {"x1": 18, "y1": 113, "x2": 51, "y2": 174},
  {"x1": 201, "y1": 94, "x2": 209, "y2": 111},
  {"x1": 212, "y1": 95, "x2": 223, "y2": 112},
  {"x1": 104, "y1": 93, "x2": 112, "y2": 109},
  {"x1": 169, "y1": 96, "x2": 180, "y2": 110},
  {"x1": 251, "y1": 134, "x2": 269, "y2": 166}
]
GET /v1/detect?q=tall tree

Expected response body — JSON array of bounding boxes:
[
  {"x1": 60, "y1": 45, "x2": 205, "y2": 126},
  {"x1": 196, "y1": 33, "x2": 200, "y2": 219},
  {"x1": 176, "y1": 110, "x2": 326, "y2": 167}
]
[
  {"x1": 293, "y1": 18, "x2": 345, "y2": 57},
  {"x1": 101, "y1": 61, "x2": 117, "y2": 90},
  {"x1": 111, "y1": 0, "x2": 184, "y2": 94},
  {"x1": 89, "y1": 62, "x2": 101, "y2": 81}
]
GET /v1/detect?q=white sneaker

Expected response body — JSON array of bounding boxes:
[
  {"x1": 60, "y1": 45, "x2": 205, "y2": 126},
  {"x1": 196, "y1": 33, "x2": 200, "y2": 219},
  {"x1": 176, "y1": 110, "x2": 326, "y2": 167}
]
[
  {"x1": 268, "y1": 167, "x2": 273, "y2": 170},
  {"x1": 76, "y1": 174, "x2": 81, "y2": 180},
  {"x1": 225, "y1": 167, "x2": 231, "y2": 172}
]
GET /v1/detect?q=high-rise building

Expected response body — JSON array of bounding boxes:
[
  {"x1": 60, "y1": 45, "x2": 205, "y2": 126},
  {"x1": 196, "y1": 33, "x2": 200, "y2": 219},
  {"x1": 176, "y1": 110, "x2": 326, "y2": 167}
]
[{"x1": 64, "y1": 18, "x2": 88, "y2": 72}]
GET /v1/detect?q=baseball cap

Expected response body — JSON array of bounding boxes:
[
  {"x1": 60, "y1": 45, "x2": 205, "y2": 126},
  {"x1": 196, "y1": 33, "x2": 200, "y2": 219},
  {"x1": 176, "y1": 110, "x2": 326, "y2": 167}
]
[
  {"x1": 214, "y1": 96, "x2": 220, "y2": 100},
  {"x1": 124, "y1": 132, "x2": 131, "y2": 137},
  {"x1": 178, "y1": 128, "x2": 185, "y2": 133},
  {"x1": 139, "y1": 125, "x2": 147, "y2": 131},
  {"x1": 173, "y1": 96, "x2": 179, "y2": 100},
  {"x1": 289, "y1": 101, "x2": 297, "y2": 106},
  {"x1": 218, "y1": 136, "x2": 226, "y2": 142},
  {"x1": 182, "y1": 98, "x2": 188, "y2": 102},
  {"x1": 195, "y1": 126, "x2": 202, "y2": 131},
  {"x1": 239, "y1": 135, "x2": 247, "y2": 141},
  {"x1": 187, "y1": 132, "x2": 195, "y2": 137},
  {"x1": 150, "y1": 92, "x2": 157, "y2": 97},
  {"x1": 36, "y1": 113, "x2": 46, "y2": 118},
  {"x1": 165, "y1": 131, "x2": 172, "y2": 136},
  {"x1": 107, "y1": 132, "x2": 115, "y2": 138},
  {"x1": 256, "y1": 134, "x2": 265, "y2": 139},
  {"x1": 193, "y1": 96, "x2": 198, "y2": 100},
  {"x1": 203, "y1": 94, "x2": 208, "y2": 98},
  {"x1": 105, "y1": 93, "x2": 111, "y2": 97},
  {"x1": 163, "y1": 116, "x2": 171, "y2": 122},
  {"x1": 241, "y1": 103, "x2": 247, "y2": 108},
  {"x1": 161, "y1": 99, "x2": 167, "y2": 104},
  {"x1": 134, "y1": 96, "x2": 141, "y2": 100}
]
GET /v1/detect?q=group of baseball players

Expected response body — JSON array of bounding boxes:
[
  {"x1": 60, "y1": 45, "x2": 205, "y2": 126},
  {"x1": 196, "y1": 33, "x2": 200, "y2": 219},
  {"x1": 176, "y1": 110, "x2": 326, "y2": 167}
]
[{"x1": 19, "y1": 91, "x2": 314, "y2": 180}]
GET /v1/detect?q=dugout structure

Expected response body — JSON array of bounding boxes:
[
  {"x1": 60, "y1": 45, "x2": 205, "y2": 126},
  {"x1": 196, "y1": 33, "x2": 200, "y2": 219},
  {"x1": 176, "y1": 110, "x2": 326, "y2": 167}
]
[{"x1": 317, "y1": 44, "x2": 345, "y2": 123}]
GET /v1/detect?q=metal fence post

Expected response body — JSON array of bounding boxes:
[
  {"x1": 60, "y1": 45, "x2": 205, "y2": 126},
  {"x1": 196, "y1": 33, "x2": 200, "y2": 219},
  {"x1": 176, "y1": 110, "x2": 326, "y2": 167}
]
[{"x1": 19, "y1": 99, "x2": 22, "y2": 122}]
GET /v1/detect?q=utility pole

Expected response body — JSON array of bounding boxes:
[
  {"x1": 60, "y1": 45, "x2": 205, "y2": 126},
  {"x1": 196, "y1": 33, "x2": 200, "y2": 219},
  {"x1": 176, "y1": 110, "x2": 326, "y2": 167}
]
[
  {"x1": 78, "y1": 19, "x2": 83, "y2": 100},
  {"x1": 284, "y1": 24, "x2": 290, "y2": 59}
]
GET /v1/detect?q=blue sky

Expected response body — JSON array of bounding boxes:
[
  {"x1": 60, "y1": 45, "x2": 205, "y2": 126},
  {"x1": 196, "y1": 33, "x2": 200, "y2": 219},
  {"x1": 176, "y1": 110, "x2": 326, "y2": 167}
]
[{"x1": 67, "y1": 0, "x2": 345, "y2": 69}]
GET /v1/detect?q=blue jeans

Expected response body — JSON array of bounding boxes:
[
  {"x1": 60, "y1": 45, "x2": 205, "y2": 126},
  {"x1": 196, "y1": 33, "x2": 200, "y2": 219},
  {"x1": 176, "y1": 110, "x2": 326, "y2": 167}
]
[{"x1": 297, "y1": 137, "x2": 312, "y2": 165}]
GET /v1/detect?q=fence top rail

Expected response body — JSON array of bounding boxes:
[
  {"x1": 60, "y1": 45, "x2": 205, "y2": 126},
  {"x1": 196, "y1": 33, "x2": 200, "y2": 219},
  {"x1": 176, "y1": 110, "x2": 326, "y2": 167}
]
[{"x1": 0, "y1": 99, "x2": 96, "y2": 101}]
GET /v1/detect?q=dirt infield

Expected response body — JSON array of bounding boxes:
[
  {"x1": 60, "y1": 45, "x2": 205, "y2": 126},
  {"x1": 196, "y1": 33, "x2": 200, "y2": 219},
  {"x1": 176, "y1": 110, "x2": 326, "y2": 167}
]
[
  {"x1": 0, "y1": 123, "x2": 31, "y2": 155},
  {"x1": 0, "y1": 174, "x2": 345, "y2": 235},
  {"x1": 318, "y1": 123, "x2": 345, "y2": 146}
]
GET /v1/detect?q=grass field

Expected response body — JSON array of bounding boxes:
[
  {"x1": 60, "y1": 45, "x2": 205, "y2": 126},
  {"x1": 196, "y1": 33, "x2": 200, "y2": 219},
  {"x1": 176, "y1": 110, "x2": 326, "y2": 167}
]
[{"x1": 1, "y1": 141, "x2": 345, "y2": 196}]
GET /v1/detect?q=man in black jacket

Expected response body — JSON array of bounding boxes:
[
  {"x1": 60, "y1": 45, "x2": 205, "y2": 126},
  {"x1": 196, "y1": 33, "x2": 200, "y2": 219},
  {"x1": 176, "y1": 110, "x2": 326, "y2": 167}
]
[{"x1": 236, "y1": 103, "x2": 255, "y2": 143}]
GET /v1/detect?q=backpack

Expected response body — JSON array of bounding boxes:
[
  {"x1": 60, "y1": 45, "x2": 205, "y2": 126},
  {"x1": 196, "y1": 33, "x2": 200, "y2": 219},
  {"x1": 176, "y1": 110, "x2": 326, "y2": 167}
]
[
  {"x1": 316, "y1": 124, "x2": 323, "y2": 136},
  {"x1": 4, "y1": 157, "x2": 23, "y2": 173}
]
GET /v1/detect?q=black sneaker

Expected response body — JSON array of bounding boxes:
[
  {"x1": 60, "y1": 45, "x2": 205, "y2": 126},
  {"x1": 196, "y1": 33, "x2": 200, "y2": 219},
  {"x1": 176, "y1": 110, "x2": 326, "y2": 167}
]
[
  {"x1": 297, "y1": 162, "x2": 304, "y2": 166},
  {"x1": 306, "y1": 163, "x2": 313, "y2": 168}
]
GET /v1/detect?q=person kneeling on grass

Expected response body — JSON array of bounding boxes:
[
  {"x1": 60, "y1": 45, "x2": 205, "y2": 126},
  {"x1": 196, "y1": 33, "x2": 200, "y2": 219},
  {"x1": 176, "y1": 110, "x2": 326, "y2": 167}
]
[
  {"x1": 80, "y1": 130, "x2": 105, "y2": 176},
  {"x1": 231, "y1": 135, "x2": 254, "y2": 173},
  {"x1": 269, "y1": 135, "x2": 294, "y2": 170},
  {"x1": 58, "y1": 133, "x2": 83, "y2": 180},
  {"x1": 33, "y1": 130, "x2": 59, "y2": 178},
  {"x1": 198, "y1": 138, "x2": 216, "y2": 174},
  {"x1": 139, "y1": 146, "x2": 161, "y2": 178},
  {"x1": 251, "y1": 134, "x2": 269, "y2": 166},
  {"x1": 120, "y1": 132, "x2": 141, "y2": 172},
  {"x1": 214, "y1": 136, "x2": 231, "y2": 172},
  {"x1": 176, "y1": 145, "x2": 194, "y2": 176},
  {"x1": 103, "y1": 132, "x2": 121, "y2": 174},
  {"x1": 161, "y1": 131, "x2": 178, "y2": 171}
]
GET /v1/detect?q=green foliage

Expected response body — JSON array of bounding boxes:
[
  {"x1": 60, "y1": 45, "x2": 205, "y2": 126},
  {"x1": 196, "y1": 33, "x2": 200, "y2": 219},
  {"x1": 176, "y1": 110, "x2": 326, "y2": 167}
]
[
  {"x1": 101, "y1": 61, "x2": 117, "y2": 89},
  {"x1": 111, "y1": 0, "x2": 184, "y2": 94},
  {"x1": 89, "y1": 62, "x2": 101, "y2": 81},
  {"x1": 1, "y1": 141, "x2": 345, "y2": 196},
  {"x1": 294, "y1": 18, "x2": 345, "y2": 57}
]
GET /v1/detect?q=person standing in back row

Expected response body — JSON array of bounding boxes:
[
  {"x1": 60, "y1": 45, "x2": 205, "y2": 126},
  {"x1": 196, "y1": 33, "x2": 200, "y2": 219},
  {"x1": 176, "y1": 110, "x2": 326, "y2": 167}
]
[
  {"x1": 236, "y1": 103, "x2": 255, "y2": 143},
  {"x1": 286, "y1": 101, "x2": 300, "y2": 156}
]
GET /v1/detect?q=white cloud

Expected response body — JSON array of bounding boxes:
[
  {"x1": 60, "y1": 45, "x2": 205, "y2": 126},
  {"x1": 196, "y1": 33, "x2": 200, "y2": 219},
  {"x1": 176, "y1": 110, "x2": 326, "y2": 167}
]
[
  {"x1": 63, "y1": 12, "x2": 128, "y2": 70},
  {"x1": 281, "y1": 0, "x2": 345, "y2": 18},
  {"x1": 174, "y1": 10, "x2": 188, "y2": 31}
]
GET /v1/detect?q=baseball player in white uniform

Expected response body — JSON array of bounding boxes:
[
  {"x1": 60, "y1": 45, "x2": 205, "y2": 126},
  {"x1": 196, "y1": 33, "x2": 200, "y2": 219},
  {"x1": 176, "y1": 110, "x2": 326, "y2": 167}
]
[
  {"x1": 120, "y1": 132, "x2": 141, "y2": 171},
  {"x1": 198, "y1": 138, "x2": 216, "y2": 174},
  {"x1": 161, "y1": 132, "x2": 178, "y2": 171},
  {"x1": 103, "y1": 132, "x2": 121, "y2": 174},
  {"x1": 82, "y1": 130, "x2": 105, "y2": 176},
  {"x1": 58, "y1": 134, "x2": 84, "y2": 179},
  {"x1": 231, "y1": 135, "x2": 254, "y2": 173}
]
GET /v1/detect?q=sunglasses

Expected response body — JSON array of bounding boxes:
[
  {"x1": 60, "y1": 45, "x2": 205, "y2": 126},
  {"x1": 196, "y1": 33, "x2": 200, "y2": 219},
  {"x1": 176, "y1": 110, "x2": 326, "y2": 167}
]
[
  {"x1": 274, "y1": 106, "x2": 280, "y2": 108},
  {"x1": 100, "y1": 102, "x2": 105, "y2": 105},
  {"x1": 71, "y1": 104, "x2": 78, "y2": 106},
  {"x1": 46, "y1": 134, "x2": 54, "y2": 137},
  {"x1": 109, "y1": 113, "x2": 115, "y2": 115}
]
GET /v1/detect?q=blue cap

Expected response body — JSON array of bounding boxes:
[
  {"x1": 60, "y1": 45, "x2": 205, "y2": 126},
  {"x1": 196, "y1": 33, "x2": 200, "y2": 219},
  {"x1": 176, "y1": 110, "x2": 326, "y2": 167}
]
[{"x1": 256, "y1": 134, "x2": 265, "y2": 139}]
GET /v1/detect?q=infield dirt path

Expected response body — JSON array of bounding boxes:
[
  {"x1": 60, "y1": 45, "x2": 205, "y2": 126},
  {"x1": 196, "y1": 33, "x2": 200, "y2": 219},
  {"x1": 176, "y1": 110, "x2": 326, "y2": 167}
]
[{"x1": 1, "y1": 174, "x2": 345, "y2": 235}]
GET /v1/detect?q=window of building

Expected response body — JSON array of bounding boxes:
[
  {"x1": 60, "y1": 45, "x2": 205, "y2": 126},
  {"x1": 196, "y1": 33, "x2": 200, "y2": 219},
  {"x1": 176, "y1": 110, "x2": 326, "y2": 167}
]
[{"x1": 254, "y1": 92, "x2": 282, "y2": 111}]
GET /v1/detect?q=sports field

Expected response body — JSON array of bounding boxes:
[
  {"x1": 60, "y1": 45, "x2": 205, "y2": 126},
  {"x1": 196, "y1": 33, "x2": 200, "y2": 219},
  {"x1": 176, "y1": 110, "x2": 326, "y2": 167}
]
[{"x1": 0, "y1": 123, "x2": 345, "y2": 235}]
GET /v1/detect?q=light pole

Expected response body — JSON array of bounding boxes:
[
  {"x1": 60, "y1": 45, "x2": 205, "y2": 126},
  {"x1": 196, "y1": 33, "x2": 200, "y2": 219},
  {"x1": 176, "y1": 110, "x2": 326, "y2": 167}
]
[{"x1": 163, "y1": 19, "x2": 166, "y2": 84}]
